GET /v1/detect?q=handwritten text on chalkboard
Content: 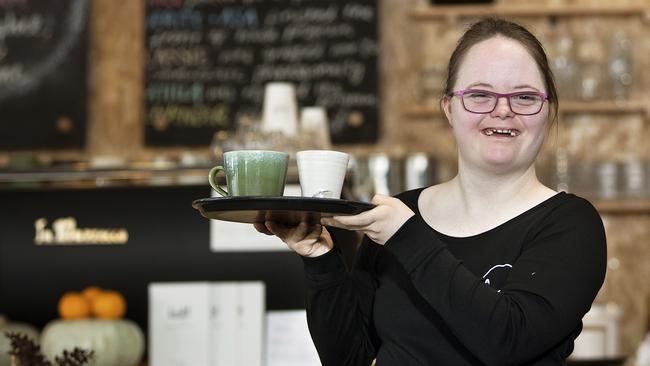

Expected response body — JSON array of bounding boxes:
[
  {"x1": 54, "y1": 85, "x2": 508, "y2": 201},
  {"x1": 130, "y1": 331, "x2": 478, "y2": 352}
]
[{"x1": 145, "y1": 0, "x2": 378, "y2": 146}]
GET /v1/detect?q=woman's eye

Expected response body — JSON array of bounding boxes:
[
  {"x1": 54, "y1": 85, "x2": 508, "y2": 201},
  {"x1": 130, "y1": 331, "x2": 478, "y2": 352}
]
[
  {"x1": 467, "y1": 93, "x2": 490, "y2": 99},
  {"x1": 514, "y1": 94, "x2": 540, "y2": 101},
  {"x1": 512, "y1": 94, "x2": 542, "y2": 107}
]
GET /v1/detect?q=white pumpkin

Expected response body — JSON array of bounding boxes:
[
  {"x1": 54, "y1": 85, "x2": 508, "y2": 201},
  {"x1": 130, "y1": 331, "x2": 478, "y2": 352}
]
[
  {"x1": 40, "y1": 319, "x2": 144, "y2": 366},
  {"x1": 0, "y1": 316, "x2": 40, "y2": 366}
]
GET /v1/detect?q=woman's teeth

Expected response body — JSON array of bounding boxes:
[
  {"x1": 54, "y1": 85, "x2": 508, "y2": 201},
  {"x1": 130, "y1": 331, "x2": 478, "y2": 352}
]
[{"x1": 483, "y1": 128, "x2": 519, "y2": 137}]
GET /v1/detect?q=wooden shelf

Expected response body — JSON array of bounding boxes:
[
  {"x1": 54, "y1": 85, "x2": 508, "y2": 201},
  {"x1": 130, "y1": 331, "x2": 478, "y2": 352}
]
[
  {"x1": 561, "y1": 100, "x2": 649, "y2": 114},
  {"x1": 404, "y1": 100, "x2": 649, "y2": 118},
  {"x1": 593, "y1": 199, "x2": 650, "y2": 215},
  {"x1": 412, "y1": 4, "x2": 650, "y2": 20},
  {"x1": 404, "y1": 105, "x2": 443, "y2": 118}
]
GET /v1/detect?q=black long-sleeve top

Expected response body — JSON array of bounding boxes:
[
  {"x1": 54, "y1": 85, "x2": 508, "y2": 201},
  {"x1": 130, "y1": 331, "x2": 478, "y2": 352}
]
[{"x1": 302, "y1": 188, "x2": 607, "y2": 366}]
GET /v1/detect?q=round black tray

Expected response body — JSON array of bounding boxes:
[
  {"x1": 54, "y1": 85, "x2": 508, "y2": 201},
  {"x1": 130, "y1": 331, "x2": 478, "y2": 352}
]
[{"x1": 192, "y1": 196, "x2": 375, "y2": 225}]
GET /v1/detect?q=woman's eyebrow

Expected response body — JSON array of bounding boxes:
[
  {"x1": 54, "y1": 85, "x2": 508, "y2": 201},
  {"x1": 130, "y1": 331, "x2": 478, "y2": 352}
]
[
  {"x1": 465, "y1": 83, "x2": 543, "y2": 91},
  {"x1": 513, "y1": 84, "x2": 541, "y2": 91},
  {"x1": 466, "y1": 82, "x2": 492, "y2": 89}
]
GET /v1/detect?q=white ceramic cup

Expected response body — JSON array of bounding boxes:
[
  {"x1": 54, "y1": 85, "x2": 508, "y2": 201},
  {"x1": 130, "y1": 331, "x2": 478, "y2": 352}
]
[{"x1": 296, "y1": 150, "x2": 350, "y2": 199}]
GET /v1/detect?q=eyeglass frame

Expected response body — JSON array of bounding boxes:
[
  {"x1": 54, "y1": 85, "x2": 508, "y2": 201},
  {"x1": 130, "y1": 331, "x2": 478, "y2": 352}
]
[{"x1": 448, "y1": 89, "x2": 549, "y2": 116}]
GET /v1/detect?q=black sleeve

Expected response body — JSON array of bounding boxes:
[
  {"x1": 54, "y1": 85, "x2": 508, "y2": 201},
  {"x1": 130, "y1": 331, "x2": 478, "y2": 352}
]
[
  {"x1": 384, "y1": 197, "x2": 607, "y2": 366},
  {"x1": 302, "y1": 237, "x2": 381, "y2": 366}
]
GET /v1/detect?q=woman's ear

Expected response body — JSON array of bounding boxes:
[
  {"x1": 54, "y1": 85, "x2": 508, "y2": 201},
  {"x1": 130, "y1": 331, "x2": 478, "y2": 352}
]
[{"x1": 441, "y1": 96, "x2": 453, "y2": 127}]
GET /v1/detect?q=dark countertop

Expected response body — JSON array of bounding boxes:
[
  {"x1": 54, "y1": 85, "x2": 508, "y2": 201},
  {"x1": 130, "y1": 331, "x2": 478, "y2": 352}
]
[{"x1": 0, "y1": 163, "x2": 301, "y2": 190}]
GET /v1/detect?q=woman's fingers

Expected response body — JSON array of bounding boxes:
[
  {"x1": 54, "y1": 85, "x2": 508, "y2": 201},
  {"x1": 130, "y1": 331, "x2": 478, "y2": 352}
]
[
  {"x1": 335, "y1": 211, "x2": 375, "y2": 226},
  {"x1": 321, "y1": 209, "x2": 379, "y2": 231},
  {"x1": 320, "y1": 195, "x2": 390, "y2": 230},
  {"x1": 319, "y1": 195, "x2": 414, "y2": 245},
  {"x1": 254, "y1": 220, "x2": 331, "y2": 257},
  {"x1": 265, "y1": 221, "x2": 282, "y2": 236},
  {"x1": 304, "y1": 224, "x2": 323, "y2": 241},
  {"x1": 266, "y1": 221, "x2": 320, "y2": 243},
  {"x1": 267, "y1": 221, "x2": 298, "y2": 239},
  {"x1": 254, "y1": 222, "x2": 274, "y2": 235}
]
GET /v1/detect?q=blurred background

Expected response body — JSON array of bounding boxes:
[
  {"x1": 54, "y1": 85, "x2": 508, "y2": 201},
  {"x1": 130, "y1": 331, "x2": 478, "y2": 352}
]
[{"x1": 0, "y1": 0, "x2": 649, "y2": 365}]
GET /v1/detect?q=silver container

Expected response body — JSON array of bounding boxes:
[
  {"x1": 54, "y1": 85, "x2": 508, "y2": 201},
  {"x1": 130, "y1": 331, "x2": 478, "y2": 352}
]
[
  {"x1": 404, "y1": 153, "x2": 436, "y2": 191},
  {"x1": 368, "y1": 153, "x2": 403, "y2": 197}
]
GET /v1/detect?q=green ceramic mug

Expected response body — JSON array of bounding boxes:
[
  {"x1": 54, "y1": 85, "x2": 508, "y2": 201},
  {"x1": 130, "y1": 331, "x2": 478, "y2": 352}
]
[{"x1": 208, "y1": 150, "x2": 289, "y2": 197}]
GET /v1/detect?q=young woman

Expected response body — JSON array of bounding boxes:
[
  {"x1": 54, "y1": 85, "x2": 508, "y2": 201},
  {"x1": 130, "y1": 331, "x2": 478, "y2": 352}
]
[{"x1": 256, "y1": 18, "x2": 607, "y2": 366}]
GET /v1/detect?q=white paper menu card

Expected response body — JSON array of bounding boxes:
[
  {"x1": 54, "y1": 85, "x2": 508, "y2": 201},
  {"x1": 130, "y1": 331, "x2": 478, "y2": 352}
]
[{"x1": 265, "y1": 310, "x2": 321, "y2": 366}]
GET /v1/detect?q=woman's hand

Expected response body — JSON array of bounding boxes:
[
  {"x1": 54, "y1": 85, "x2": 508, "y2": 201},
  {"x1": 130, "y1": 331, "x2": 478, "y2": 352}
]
[
  {"x1": 253, "y1": 221, "x2": 334, "y2": 258},
  {"x1": 320, "y1": 194, "x2": 415, "y2": 245}
]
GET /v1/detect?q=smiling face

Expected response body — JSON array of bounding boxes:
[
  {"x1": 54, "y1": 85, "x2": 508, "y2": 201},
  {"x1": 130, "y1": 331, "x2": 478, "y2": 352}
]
[{"x1": 443, "y1": 36, "x2": 550, "y2": 174}]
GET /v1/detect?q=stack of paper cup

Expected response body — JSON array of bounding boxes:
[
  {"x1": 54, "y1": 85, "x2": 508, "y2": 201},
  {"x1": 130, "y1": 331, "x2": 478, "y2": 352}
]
[
  {"x1": 262, "y1": 82, "x2": 298, "y2": 137},
  {"x1": 297, "y1": 150, "x2": 350, "y2": 199},
  {"x1": 300, "y1": 107, "x2": 331, "y2": 149}
]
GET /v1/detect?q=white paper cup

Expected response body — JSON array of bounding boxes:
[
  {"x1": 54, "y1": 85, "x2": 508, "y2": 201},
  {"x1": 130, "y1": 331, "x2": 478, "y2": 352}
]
[
  {"x1": 297, "y1": 150, "x2": 350, "y2": 199},
  {"x1": 262, "y1": 82, "x2": 298, "y2": 137},
  {"x1": 300, "y1": 106, "x2": 331, "y2": 149}
]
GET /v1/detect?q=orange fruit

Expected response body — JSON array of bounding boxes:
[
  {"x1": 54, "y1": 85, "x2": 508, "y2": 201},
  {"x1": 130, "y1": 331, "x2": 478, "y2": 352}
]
[
  {"x1": 81, "y1": 286, "x2": 103, "y2": 302},
  {"x1": 58, "y1": 292, "x2": 91, "y2": 320},
  {"x1": 91, "y1": 290, "x2": 126, "y2": 319}
]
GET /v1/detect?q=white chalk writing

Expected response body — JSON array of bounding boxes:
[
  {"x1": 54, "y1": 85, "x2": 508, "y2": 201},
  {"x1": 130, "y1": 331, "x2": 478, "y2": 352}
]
[
  {"x1": 262, "y1": 44, "x2": 325, "y2": 63},
  {"x1": 146, "y1": 82, "x2": 204, "y2": 103},
  {"x1": 0, "y1": 11, "x2": 44, "y2": 40},
  {"x1": 217, "y1": 47, "x2": 254, "y2": 65},
  {"x1": 149, "y1": 104, "x2": 230, "y2": 127},
  {"x1": 282, "y1": 23, "x2": 354, "y2": 42},
  {"x1": 0, "y1": 63, "x2": 22, "y2": 84},
  {"x1": 233, "y1": 27, "x2": 279, "y2": 43},
  {"x1": 147, "y1": 9, "x2": 203, "y2": 30},
  {"x1": 252, "y1": 60, "x2": 366, "y2": 85},
  {"x1": 342, "y1": 3, "x2": 374, "y2": 22},
  {"x1": 149, "y1": 30, "x2": 202, "y2": 48},
  {"x1": 265, "y1": 6, "x2": 338, "y2": 26},
  {"x1": 150, "y1": 67, "x2": 246, "y2": 82},
  {"x1": 149, "y1": 46, "x2": 210, "y2": 67}
]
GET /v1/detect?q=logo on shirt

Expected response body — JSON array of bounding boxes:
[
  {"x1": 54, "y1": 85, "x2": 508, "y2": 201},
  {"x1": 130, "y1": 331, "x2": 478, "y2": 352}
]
[{"x1": 482, "y1": 264, "x2": 512, "y2": 290}]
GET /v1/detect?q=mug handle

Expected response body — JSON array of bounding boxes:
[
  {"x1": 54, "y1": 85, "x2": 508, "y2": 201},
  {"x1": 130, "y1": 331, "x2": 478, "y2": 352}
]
[{"x1": 208, "y1": 166, "x2": 229, "y2": 197}]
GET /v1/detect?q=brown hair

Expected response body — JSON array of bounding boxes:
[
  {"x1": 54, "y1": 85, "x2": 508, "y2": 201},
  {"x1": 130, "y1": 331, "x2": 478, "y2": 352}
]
[{"x1": 443, "y1": 18, "x2": 559, "y2": 126}]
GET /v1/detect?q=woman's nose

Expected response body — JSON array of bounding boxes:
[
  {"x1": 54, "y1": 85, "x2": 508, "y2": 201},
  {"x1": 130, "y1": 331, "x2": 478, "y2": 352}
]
[{"x1": 491, "y1": 97, "x2": 515, "y2": 118}]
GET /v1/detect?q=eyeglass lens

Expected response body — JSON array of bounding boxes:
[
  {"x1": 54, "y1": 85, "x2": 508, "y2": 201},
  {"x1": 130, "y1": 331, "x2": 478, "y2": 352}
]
[{"x1": 462, "y1": 91, "x2": 544, "y2": 115}]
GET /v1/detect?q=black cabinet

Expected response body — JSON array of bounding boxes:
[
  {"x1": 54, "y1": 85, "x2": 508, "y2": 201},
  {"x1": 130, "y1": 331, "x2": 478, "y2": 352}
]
[{"x1": 0, "y1": 185, "x2": 312, "y2": 332}]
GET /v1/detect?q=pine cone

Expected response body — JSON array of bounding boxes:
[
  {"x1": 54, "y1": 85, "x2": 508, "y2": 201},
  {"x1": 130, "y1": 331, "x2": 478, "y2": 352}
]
[
  {"x1": 5, "y1": 332, "x2": 52, "y2": 366},
  {"x1": 55, "y1": 348, "x2": 95, "y2": 366},
  {"x1": 5, "y1": 332, "x2": 94, "y2": 366}
]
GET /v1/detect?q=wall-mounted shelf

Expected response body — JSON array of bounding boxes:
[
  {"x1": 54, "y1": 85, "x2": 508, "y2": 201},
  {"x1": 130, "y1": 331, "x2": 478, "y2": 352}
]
[
  {"x1": 412, "y1": 4, "x2": 650, "y2": 21},
  {"x1": 404, "y1": 100, "x2": 649, "y2": 119},
  {"x1": 560, "y1": 100, "x2": 649, "y2": 114},
  {"x1": 593, "y1": 198, "x2": 650, "y2": 215},
  {"x1": 404, "y1": 105, "x2": 444, "y2": 119},
  {"x1": 0, "y1": 165, "x2": 215, "y2": 190}
]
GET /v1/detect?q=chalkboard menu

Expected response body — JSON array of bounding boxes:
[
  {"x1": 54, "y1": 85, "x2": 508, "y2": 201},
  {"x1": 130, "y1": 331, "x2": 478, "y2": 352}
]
[
  {"x1": 145, "y1": 0, "x2": 379, "y2": 146},
  {"x1": 0, "y1": 0, "x2": 89, "y2": 150}
]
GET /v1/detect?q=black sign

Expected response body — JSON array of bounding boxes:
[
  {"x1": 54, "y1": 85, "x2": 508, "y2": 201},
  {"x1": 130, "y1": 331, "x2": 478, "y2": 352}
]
[
  {"x1": 145, "y1": 0, "x2": 379, "y2": 146},
  {"x1": 0, "y1": 0, "x2": 89, "y2": 150},
  {"x1": 0, "y1": 186, "x2": 304, "y2": 331}
]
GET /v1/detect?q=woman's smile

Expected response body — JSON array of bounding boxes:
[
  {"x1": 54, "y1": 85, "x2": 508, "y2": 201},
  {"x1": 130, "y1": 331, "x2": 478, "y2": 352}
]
[{"x1": 481, "y1": 127, "x2": 521, "y2": 137}]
